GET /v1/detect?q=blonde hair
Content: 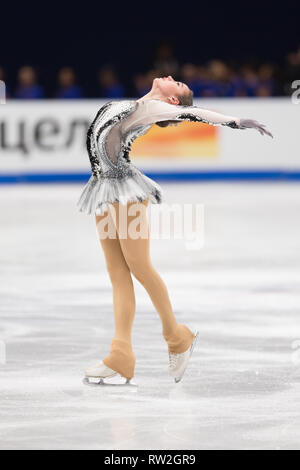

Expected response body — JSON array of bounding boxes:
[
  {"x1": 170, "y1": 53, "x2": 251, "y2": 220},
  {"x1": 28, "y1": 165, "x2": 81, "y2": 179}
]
[{"x1": 156, "y1": 89, "x2": 194, "y2": 128}]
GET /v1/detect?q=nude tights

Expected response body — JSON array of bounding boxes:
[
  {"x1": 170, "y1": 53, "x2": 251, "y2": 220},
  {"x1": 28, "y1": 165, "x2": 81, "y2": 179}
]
[{"x1": 95, "y1": 198, "x2": 195, "y2": 379}]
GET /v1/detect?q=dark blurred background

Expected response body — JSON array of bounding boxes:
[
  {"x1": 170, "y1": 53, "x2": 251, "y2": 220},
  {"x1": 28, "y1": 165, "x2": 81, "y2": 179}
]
[{"x1": 1, "y1": 2, "x2": 300, "y2": 99}]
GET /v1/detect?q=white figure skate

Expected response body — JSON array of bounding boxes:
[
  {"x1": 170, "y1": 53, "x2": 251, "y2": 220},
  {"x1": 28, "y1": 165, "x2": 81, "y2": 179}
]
[
  {"x1": 168, "y1": 330, "x2": 199, "y2": 383},
  {"x1": 83, "y1": 361, "x2": 137, "y2": 387}
]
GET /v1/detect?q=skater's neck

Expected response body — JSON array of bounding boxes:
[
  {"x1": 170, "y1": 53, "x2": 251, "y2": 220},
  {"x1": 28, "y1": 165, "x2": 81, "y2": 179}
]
[{"x1": 137, "y1": 89, "x2": 168, "y2": 103}]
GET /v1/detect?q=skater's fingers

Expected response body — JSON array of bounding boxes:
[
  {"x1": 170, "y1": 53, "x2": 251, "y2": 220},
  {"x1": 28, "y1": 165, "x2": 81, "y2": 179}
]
[
  {"x1": 259, "y1": 126, "x2": 273, "y2": 138},
  {"x1": 256, "y1": 127, "x2": 264, "y2": 135},
  {"x1": 264, "y1": 129, "x2": 274, "y2": 138}
]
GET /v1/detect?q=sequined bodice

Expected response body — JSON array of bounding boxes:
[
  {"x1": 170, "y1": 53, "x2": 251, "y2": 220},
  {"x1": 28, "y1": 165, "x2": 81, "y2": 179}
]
[{"x1": 86, "y1": 100, "x2": 152, "y2": 179}]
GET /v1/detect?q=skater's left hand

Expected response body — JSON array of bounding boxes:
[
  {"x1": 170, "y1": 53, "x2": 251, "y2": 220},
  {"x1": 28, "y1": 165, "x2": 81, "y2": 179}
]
[{"x1": 240, "y1": 118, "x2": 273, "y2": 138}]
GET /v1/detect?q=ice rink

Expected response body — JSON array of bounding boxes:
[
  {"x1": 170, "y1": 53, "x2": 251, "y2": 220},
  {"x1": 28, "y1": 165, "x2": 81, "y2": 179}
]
[{"x1": 0, "y1": 182, "x2": 300, "y2": 450}]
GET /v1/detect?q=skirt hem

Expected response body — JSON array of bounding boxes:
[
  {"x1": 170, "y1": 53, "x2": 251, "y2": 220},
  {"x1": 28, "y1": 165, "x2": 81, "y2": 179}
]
[{"x1": 77, "y1": 166, "x2": 164, "y2": 216}]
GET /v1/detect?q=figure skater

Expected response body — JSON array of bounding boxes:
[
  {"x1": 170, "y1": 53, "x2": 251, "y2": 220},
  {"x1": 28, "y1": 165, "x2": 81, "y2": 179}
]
[{"x1": 78, "y1": 76, "x2": 273, "y2": 385}]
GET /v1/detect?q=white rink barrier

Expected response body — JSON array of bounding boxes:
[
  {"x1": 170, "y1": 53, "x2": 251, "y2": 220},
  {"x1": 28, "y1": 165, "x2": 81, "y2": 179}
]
[{"x1": 0, "y1": 98, "x2": 299, "y2": 182}]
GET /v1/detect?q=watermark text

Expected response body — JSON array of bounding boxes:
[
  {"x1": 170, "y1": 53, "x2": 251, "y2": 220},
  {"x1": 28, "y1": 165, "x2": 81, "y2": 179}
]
[
  {"x1": 291, "y1": 80, "x2": 300, "y2": 104},
  {"x1": 95, "y1": 202, "x2": 205, "y2": 250},
  {"x1": 0, "y1": 81, "x2": 6, "y2": 104}
]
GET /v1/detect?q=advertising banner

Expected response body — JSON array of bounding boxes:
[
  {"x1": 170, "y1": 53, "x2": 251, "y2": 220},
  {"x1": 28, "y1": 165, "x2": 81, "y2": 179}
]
[{"x1": 0, "y1": 98, "x2": 298, "y2": 181}]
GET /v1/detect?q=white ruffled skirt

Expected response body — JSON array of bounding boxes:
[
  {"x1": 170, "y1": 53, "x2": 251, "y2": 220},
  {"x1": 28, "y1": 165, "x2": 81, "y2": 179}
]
[{"x1": 77, "y1": 165, "x2": 164, "y2": 216}]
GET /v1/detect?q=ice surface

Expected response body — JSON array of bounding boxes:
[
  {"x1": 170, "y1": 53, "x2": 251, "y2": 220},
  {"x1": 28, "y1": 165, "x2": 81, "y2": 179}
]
[{"x1": 0, "y1": 182, "x2": 299, "y2": 450}]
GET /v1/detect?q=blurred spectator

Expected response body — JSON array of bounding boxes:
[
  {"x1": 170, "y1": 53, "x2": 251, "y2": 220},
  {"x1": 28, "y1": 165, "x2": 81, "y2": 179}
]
[
  {"x1": 0, "y1": 66, "x2": 9, "y2": 98},
  {"x1": 283, "y1": 47, "x2": 300, "y2": 95},
  {"x1": 5, "y1": 47, "x2": 300, "y2": 99},
  {"x1": 153, "y1": 40, "x2": 179, "y2": 77},
  {"x1": 207, "y1": 60, "x2": 233, "y2": 97},
  {"x1": 239, "y1": 65, "x2": 260, "y2": 97},
  {"x1": 14, "y1": 66, "x2": 44, "y2": 99},
  {"x1": 146, "y1": 69, "x2": 162, "y2": 91},
  {"x1": 56, "y1": 67, "x2": 84, "y2": 99},
  {"x1": 180, "y1": 63, "x2": 203, "y2": 96},
  {"x1": 196, "y1": 65, "x2": 219, "y2": 97},
  {"x1": 228, "y1": 68, "x2": 249, "y2": 97},
  {"x1": 133, "y1": 69, "x2": 162, "y2": 97},
  {"x1": 256, "y1": 64, "x2": 277, "y2": 97},
  {"x1": 98, "y1": 66, "x2": 124, "y2": 98},
  {"x1": 133, "y1": 73, "x2": 150, "y2": 97}
]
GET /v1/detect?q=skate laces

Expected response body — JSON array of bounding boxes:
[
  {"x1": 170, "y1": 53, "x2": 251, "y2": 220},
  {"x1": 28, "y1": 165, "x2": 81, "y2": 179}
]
[{"x1": 168, "y1": 352, "x2": 183, "y2": 369}]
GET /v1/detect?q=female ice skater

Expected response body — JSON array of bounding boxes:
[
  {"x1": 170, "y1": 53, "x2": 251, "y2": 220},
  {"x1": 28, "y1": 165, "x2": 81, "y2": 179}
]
[{"x1": 78, "y1": 75, "x2": 273, "y2": 385}]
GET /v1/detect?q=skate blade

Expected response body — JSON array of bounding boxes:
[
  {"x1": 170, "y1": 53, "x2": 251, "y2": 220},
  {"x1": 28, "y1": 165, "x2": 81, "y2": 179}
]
[
  {"x1": 83, "y1": 376, "x2": 138, "y2": 387},
  {"x1": 190, "y1": 330, "x2": 199, "y2": 356},
  {"x1": 174, "y1": 330, "x2": 199, "y2": 384}
]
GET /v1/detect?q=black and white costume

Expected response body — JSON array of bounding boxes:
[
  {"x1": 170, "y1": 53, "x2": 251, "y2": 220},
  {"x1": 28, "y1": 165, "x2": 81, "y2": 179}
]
[{"x1": 77, "y1": 99, "x2": 243, "y2": 215}]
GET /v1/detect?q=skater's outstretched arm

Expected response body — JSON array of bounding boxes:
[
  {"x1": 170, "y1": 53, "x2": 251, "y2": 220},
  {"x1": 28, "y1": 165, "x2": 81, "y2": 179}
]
[{"x1": 125, "y1": 99, "x2": 273, "y2": 138}]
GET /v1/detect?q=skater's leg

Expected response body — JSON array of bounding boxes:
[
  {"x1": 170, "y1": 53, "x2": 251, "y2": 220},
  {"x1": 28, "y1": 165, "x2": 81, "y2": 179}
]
[
  {"x1": 94, "y1": 209, "x2": 136, "y2": 379},
  {"x1": 109, "y1": 198, "x2": 195, "y2": 353},
  {"x1": 95, "y1": 210, "x2": 135, "y2": 344}
]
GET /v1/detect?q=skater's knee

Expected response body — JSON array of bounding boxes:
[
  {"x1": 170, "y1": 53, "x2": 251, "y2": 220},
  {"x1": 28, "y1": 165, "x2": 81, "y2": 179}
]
[
  {"x1": 128, "y1": 261, "x2": 154, "y2": 285},
  {"x1": 106, "y1": 264, "x2": 132, "y2": 285}
]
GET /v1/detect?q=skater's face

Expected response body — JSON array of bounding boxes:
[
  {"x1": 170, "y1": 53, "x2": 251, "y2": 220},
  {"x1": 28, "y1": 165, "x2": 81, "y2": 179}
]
[{"x1": 153, "y1": 76, "x2": 191, "y2": 105}]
